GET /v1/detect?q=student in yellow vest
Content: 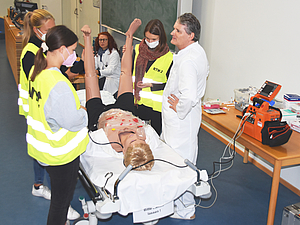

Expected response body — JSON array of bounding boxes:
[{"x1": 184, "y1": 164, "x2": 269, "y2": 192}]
[
  {"x1": 27, "y1": 25, "x2": 89, "y2": 225},
  {"x1": 19, "y1": 8, "x2": 54, "y2": 201},
  {"x1": 132, "y1": 19, "x2": 173, "y2": 134},
  {"x1": 19, "y1": 9, "x2": 80, "y2": 221}
]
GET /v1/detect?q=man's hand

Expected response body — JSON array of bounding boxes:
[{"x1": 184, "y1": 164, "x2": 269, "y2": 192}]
[{"x1": 168, "y1": 94, "x2": 179, "y2": 112}]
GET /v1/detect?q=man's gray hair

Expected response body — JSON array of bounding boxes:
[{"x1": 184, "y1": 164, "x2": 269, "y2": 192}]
[{"x1": 178, "y1": 13, "x2": 201, "y2": 42}]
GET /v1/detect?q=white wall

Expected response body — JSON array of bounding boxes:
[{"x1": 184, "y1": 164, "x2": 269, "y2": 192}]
[
  {"x1": 192, "y1": 0, "x2": 300, "y2": 191},
  {"x1": 1, "y1": 0, "x2": 14, "y2": 17},
  {"x1": 194, "y1": 0, "x2": 300, "y2": 102}
]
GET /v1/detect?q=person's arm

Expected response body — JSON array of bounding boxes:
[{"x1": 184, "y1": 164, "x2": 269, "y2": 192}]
[
  {"x1": 22, "y1": 52, "x2": 35, "y2": 79},
  {"x1": 99, "y1": 50, "x2": 120, "y2": 77},
  {"x1": 44, "y1": 81, "x2": 88, "y2": 132},
  {"x1": 81, "y1": 25, "x2": 100, "y2": 101}
]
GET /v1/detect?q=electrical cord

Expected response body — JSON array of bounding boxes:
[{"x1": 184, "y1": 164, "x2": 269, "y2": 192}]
[
  {"x1": 187, "y1": 113, "x2": 252, "y2": 209},
  {"x1": 131, "y1": 159, "x2": 188, "y2": 170},
  {"x1": 88, "y1": 131, "x2": 124, "y2": 148},
  {"x1": 208, "y1": 113, "x2": 251, "y2": 178}
]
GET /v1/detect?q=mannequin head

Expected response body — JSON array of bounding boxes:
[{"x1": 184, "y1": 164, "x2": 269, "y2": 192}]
[{"x1": 124, "y1": 143, "x2": 154, "y2": 171}]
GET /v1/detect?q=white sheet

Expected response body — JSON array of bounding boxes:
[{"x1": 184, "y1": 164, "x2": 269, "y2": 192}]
[{"x1": 80, "y1": 125, "x2": 208, "y2": 216}]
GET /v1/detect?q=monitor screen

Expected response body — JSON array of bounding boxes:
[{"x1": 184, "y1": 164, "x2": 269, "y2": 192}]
[
  {"x1": 14, "y1": 0, "x2": 38, "y2": 12},
  {"x1": 258, "y1": 81, "x2": 278, "y2": 98},
  {"x1": 260, "y1": 84, "x2": 275, "y2": 97}
]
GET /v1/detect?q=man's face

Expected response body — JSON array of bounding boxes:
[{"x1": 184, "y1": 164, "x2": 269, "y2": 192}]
[{"x1": 170, "y1": 20, "x2": 193, "y2": 50}]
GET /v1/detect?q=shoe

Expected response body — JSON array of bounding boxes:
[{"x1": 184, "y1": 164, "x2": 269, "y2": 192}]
[
  {"x1": 65, "y1": 220, "x2": 70, "y2": 225},
  {"x1": 170, "y1": 211, "x2": 195, "y2": 220},
  {"x1": 67, "y1": 206, "x2": 80, "y2": 220},
  {"x1": 143, "y1": 219, "x2": 159, "y2": 225},
  {"x1": 32, "y1": 184, "x2": 51, "y2": 200}
]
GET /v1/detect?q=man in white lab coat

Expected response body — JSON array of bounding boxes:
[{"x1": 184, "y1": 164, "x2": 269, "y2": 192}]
[{"x1": 161, "y1": 13, "x2": 209, "y2": 220}]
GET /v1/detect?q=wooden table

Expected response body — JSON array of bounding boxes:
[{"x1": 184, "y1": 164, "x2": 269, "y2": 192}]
[
  {"x1": 72, "y1": 74, "x2": 85, "y2": 90},
  {"x1": 4, "y1": 16, "x2": 23, "y2": 85},
  {"x1": 201, "y1": 106, "x2": 300, "y2": 225}
]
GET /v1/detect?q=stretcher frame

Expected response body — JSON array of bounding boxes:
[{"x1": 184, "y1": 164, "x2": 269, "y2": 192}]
[{"x1": 77, "y1": 159, "x2": 211, "y2": 224}]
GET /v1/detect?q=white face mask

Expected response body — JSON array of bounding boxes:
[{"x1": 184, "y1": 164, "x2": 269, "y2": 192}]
[
  {"x1": 37, "y1": 28, "x2": 46, "y2": 41},
  {"x1": 145, "y1": 39, "x2": 159, "y2": 49}
]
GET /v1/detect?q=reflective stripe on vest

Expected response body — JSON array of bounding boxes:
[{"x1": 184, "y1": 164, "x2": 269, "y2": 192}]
[
  {"x1": 19, "y1": 43, "x2": 40, "y2": 117},
  {"x1": 132, "y1": 44, "x2": 173, "y2": 112},
  {"x1": 27, "y1": 127, "x2": 88, "y2": 156},
  {"x1": 27, "y1": 69, "x2": 88, "y2": 165},
  {"x1": 27, "y1": 115, "x2": 69, "y2": 141}
]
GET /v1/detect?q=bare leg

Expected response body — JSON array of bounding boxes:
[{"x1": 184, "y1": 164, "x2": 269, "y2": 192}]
[
  {"x1": 81, "y1": 25, "x2": 101, "y2": 101},
  {"x1": 117, "y1": 18, "x2": 141, "y2": 98}
]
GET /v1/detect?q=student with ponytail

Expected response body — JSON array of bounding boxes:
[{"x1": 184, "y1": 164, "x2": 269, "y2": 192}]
[
  {"x1": 19, "y1": 10, "x2": 80, "y2": 221},
  {"x1": 27, "y1": 25, "x2": 89, "y2": 225},
  {"x1": 19, "y1": 8, "x2": 54, "y2": 202}
]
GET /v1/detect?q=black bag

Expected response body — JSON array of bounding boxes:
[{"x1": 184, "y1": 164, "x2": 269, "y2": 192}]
[{"x1": 261, "y1": 121, "x2": 293, "y2": 147}]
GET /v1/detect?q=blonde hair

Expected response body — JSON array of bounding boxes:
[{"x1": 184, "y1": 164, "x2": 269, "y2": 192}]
[
  {"x1": 22, "y1": 9, "x2": 54, "y2": 48},
  {"x1": 124, "y1": 143, "x2": 154, "y2": 171}
]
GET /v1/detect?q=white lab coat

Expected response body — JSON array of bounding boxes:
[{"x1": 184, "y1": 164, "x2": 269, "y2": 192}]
[
  {"x1": 161, "y1": 42, "x2": 209, "y2": 164},
  {"x1": 95, "y1": 48, "x2": 121, "y2": 95},
  {"x1": 161, "y1": 41, "x2": 209, "y2": 219}
]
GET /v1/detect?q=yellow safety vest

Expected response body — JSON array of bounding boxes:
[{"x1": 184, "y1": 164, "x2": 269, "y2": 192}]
[
  {"x1": 27, "y1": 69, "x2": 88, "y2": 166},
  {"x1": 132, "y1": 44, "x2": 173, "y2": 112},
  {"x1": 18, "y1": 43, "x2": 40, "y2": 118}
]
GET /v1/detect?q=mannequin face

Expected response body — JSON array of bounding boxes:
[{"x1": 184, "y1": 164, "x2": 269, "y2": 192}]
[
  {"x1": 119, "y1": 132, "x2": 146, "y2": 154},
  {"x1": 98, "y1": 34, "x2": 109, "y2": 50},
  {"x1": 34, "y1": 18, "x2": 55, "y2": 41}
]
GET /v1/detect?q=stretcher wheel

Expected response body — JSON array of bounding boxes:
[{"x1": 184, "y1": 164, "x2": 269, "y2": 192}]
[{"x1": 73, "y1": 217, "x2": 89, "y2": 225}]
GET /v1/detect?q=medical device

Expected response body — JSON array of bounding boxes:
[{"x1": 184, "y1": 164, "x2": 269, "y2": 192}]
[
  {"x1": 9, "y1": 1, "x2": 38, "y2": 30},
  {"x1": 242, "y1": 80, "x2": 282, "y2": 142}
]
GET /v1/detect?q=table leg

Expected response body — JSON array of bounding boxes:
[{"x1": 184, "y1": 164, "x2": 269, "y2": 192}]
[
  {"x1": 243, "y1": 147, "x2": 249, "y2": 163},
  {"x1": 267, "y1": 160, "x2": 282, "y2": 225}
]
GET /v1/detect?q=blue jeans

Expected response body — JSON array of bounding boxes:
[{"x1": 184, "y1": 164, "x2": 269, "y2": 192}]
[{"x1": 33, "y1": 159, "x2": 51, "y2": 188}]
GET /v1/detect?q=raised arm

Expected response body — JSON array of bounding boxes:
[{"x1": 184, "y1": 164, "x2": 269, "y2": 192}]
[
  {"x1": 117, "y1": 18, "x2": 141, "y2": 97},
  {"x1": 81, "y1": 25, "x2": 101, "y2": 101}
]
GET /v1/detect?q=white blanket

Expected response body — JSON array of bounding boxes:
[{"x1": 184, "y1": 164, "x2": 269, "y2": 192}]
[{"x1": 80, "y1": 125, "x2": 208, "y2": 215}]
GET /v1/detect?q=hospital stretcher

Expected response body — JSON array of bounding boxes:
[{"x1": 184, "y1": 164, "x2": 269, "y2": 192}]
[{"x1": 75, "y1": 90, "x2": 211, "y2": 224}]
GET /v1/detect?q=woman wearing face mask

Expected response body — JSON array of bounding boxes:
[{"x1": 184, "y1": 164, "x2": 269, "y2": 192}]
[
  {"x1": 132, "y1": 19, "x2": 173, "y2": 135},
  {"x1": 19, "y1": 9, "x2": 80, "y2": 221},
  {"x1": 27, "y1": 25, "x2": 89, "y2": 225},
  {"x1": 19, "y1": 7, "x2": 54, "y2": 202},
  {"x1": 94, "y1": 32, "x2": 121, "y2": 97}
]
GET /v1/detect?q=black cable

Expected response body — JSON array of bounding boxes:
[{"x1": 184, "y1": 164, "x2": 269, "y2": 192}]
[
  {"x1": 208, "y1": 115, "x2": 248, "y2": 177},
  {"x1": 88, "y1": 132, "x2": 189, "y2": 170},
  {"x1": 132, "y1": 159, "x2": 188, "y2": 170},
  {"x1": 88, "y1": 131, "x2": 123, "y2": 148}
]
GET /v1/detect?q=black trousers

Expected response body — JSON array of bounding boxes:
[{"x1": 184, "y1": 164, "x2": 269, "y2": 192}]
[
  {"x1": 134, "y1": 104, "x2": 162, "y2": 135},
  {"x1": 45, "y1": 157, "x2": 79, "y2": 225}
]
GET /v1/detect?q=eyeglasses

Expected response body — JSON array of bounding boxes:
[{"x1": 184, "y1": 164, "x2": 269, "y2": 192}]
[{"x1": 99, "y1": 39, "x2": 108, "y2": 42}]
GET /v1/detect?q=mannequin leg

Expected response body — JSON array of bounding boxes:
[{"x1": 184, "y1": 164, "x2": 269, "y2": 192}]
[{"x1": 117, "y1": 18, "x2": 141, "y2": 97}]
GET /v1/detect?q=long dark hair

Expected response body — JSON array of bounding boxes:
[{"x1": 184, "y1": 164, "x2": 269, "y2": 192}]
[
  {"x1": 31, "y1": 25, "x2": 78, "y2": 81},
  {"x1": 144, "y1": 19, "x2": 167, "y2": 52},
  {"x1": 94, "y1": 32, "x2": 119, "y2": 55}
]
